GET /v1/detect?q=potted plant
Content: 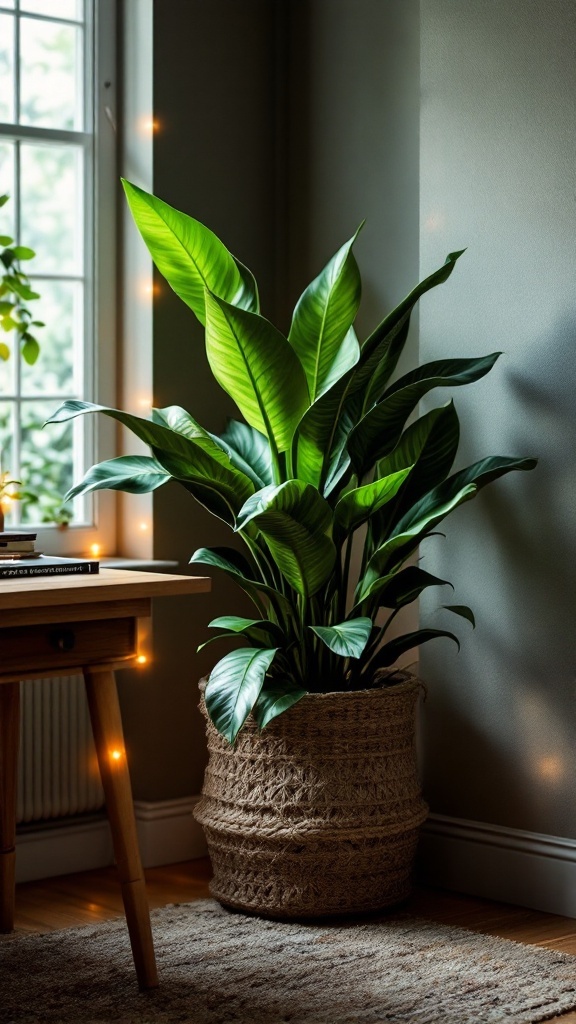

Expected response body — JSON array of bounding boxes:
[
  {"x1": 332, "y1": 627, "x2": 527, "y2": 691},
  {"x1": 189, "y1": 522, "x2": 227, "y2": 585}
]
[{"x1": 47, "y1": 181, "x2": 536, "y2": 917}]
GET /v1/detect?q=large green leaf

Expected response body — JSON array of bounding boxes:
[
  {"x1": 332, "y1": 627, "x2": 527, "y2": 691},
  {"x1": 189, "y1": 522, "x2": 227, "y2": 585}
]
[
  {"x1": 122, "y1": 179, "x2": 253, "y2": 324},
  {"x1": 393, "y1": 455, "x2": 537, "y2": 535},
  {"x1": 208, "y1": 615, "x2": 284, "y2": 645},
  {"x1": 359, "y1": 484, "x2": 477, "y2": 598},
  {"x1": 205, "y1": 647, "x2": 278, "y2": 743},
  {"x1": 189, "y1": 547, "x2": 293, "y2": 621},
  {"x1": 205, "y1": 292, "x2": 309, "y2": 455},
  {"x1": 253, "y1": 679, "x2": 308, "y2": 730},
  {"x1": 350, "y1": 250, "x2": 466, "y2": 407},
  {"x1": 294, "y1": 371, "x2": 356, "y2": 490},
  {"x1": 334, "y1": 466, "x2": 412, "y2": 535},
  {"x1": 310, "y1": 617, "x2": 372, "y2": 659},
  {"x1": 355, "y1": 566, "x2": 452, "y2": 612},
  {"x1": 288, "y1": 228, "x2": 362, "y2": 401},
  {"x1": 367, "y1": 628, "x2": 460, "y2": 673},
  {"x1": 47, "y1": 400, "x2": 254, "y2": 525},
  {"x1": 370, "y1": 403, "x2": 460, "y2": 544},
  {"x1": 217, "y1": 419, "x2": 273, "y2": 489},
  {"x1": 348, "y1": 353, "x2": 500, "y2": 475},
  {"x1": 65, "y1": 455, "x2": 170, "y2": 500},
  {"x1": 236, "y1": 481, "x2": 336, "y2": 597}
]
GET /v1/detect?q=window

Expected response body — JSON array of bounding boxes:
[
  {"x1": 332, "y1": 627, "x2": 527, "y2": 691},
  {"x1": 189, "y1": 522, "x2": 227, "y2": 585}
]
[{"x1": 0, "y1": 0, "x2": 116, "y2": 553}]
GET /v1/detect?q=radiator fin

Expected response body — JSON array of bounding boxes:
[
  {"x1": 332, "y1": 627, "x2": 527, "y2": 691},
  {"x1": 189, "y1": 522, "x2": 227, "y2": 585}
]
[{"x1": 17, "y1": 676, "x2": 105, "y2": 824}]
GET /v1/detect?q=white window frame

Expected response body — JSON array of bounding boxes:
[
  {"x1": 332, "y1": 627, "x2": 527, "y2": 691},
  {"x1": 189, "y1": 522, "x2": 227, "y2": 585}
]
[{"x1": 0, "y1": 0, "x2": 117, "y2": 557}]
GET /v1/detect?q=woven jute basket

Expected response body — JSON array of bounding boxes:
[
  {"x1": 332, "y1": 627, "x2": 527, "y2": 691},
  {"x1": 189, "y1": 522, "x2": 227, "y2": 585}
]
[{"x1": 194, "y1": 671, "x2": 428, "y2": 919}]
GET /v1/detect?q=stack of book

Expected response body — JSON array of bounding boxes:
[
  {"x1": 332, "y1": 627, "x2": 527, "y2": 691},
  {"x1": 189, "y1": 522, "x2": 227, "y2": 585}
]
[
  {"x1": 0, "y1": 530, "x2": 40, "y2": 560},
  {"x1": 0, "y1": 531, "x2": 100, "y2": 579}
]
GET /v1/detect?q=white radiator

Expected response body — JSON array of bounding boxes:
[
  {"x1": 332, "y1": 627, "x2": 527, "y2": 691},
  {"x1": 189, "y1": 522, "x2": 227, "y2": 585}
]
[{"x1": 17, "y1": 676, "x2": 105, "y2": 825}]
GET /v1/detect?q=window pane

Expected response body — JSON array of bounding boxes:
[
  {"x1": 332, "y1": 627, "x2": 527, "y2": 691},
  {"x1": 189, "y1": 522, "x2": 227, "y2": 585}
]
[
  {"x1": 20, "y1": 1, "x2": 82, "y2": 20},
  {"x1": 19, "y1": 16, "x2": 82, "y2": 130},
  {"x1": 20, "y1": 142, "x2": 83, "y2": 274},
  {"x1": 0, "y1": 13, "x2": 15, "y2": 123},
  {"x1": 0, "y1": 142, "x2": 15, "y2": 236},
  {"x1": 0, "y1": 400, "x2": 15, "y2": 471},
  {"x1": 19, "y1": 398, "x2": 75, "y2": 523},
  {"x1": 20, "y1": 279, "x2": 80, "y2": 396},
  {"x1": 0, "y1": 400, "x2": 16, "y2": 528},
  {"x1": 0, "y1": 1, "x2": 15, "y2": 10}
]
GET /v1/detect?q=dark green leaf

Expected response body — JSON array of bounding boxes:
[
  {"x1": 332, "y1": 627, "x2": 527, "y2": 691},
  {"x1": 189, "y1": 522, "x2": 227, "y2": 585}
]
[
  {"x1": 348, "y1": 353, "x2": 500, "y2": 475},
  {"x1": 236, "y1": 480, "x2": 336, "y2": 597},
  {"x1": 253, "y1": 679, "x2": 308, "y2": 730},
  {"x1": 65, "y1": 455, "x2": 170, "y2": 500},
  {"x1": 367, "y1": 628, "x2": 460, "y2": 672},
  {"x1": 217, "y1": 418, "x2": 273, "y2": 488},
  {"x1": 393, "y1": 455, "x2": 537, "y2": 535},
  {"x1": 205, "y1": 647, "x2": 278, "y2": 743},
  {"x1": 443, "y1": 604, "x2": 476, "y2": 628},
  {"x1": 189, "y1": 546, "x2": 293, "y2": 621},
  {"x1": 351, "y1": 250, "x2": 466, "y2": 405}
]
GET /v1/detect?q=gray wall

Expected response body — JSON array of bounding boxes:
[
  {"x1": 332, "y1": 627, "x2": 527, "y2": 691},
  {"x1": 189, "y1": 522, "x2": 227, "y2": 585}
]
[{"x1": 419, "y1": 0, "x2": 576, "y2": 837}]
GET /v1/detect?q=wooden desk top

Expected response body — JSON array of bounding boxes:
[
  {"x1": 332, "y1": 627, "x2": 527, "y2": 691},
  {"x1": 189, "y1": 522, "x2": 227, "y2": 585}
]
[{"x1": 0, "y1": 567, "x2": 211, "y2": 611}]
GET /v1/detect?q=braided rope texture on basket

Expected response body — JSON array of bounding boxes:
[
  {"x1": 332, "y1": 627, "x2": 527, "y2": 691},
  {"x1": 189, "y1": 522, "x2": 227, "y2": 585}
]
[{"x1": 195, "y1": 672, "x2": 428, "y2": 919}]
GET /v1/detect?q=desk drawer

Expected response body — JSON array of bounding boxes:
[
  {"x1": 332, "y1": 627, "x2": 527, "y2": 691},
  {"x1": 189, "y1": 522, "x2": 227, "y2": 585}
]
[{"x1": 0, "y1": 617, "x2": 137, "y2": 676}]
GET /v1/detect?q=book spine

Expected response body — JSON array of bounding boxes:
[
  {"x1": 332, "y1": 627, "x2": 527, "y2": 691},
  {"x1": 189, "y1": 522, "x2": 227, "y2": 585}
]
[{"x1": 0, "y1": 562, "x2": 99, "y2": 579}]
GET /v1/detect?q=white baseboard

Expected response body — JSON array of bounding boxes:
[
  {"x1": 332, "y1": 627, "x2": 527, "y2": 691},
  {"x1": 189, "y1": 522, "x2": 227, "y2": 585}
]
[
  {"x1": 15, "y1": 795, "x2": 207, "y2": 883},
  {"x1": 418, "y1": 813, "x2": 576, "y2": 919}
]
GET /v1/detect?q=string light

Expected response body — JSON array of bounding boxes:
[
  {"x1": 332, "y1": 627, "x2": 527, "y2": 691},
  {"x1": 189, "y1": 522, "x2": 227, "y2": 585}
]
[
  {"x1": 110, "y1": 749, "x2": 123, "y2": 762},
  {"x1": 136, "y1": 654, "x2": 148, "y2": 665},
  {"x1": 141, "y1": 117, "x2": 159, "y2": 133},
  {"x1": 139, "y1": 522, "x2": 149, "y2": 532},
  {"x1": 90, "y1": 543, "x2": 101, "y2": 557}
]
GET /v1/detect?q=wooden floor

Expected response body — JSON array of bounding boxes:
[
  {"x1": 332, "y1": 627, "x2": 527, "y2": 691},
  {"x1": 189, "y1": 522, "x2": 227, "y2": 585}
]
[{"x1": 11, "y1": 858, "x2": 576, "y2": 1022}]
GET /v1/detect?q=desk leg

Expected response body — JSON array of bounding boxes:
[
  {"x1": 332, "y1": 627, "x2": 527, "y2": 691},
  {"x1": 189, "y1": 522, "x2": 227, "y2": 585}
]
[
  {"x1": 83, "y1": 667, "x2": 158, "y2": 990},
  {"x1": 0, "y1": 682, "x2": 19, "y2": 933}
]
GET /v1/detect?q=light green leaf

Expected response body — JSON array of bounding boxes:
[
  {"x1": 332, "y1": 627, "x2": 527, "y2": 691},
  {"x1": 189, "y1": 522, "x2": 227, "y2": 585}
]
[
  {"x1": 122, "y1": 179, "x2": 245, "y2": 325},
  {"x1": 294, "y1": 372, "x2": 352, "y2": 489},
  {"x1": 65, "y1": 455, "x2": 170, "y2": 500},
  {"x1": 253, "y1": 680, "x2": 308, "y2": 730},
  {"x1": 334, "y1": 466, "x2": 412, "y2": 534},
  {"x1": 348, "y1": 353, "x2": 500, "y2": 476},
  {"x1": 21, "y1": 335, "x2": 40, "y2": 365},
  {"x1": 205, "y1": 291, "x2": 309, "y2": 454},
  {"x1": 443, "y1": 604, "x2": 476, "y2": 628},
  {"x1": 11, "y1": 246, "x2": 35, "y2": 260},
  {"x1": 0, "y1": 341, "x2": 9, "y2": 360},
  {"x1": 205, "y1": 647, "x2": 278, "y2": 743},
  {"x1": 311, "y1": 617, "x2": 372, "y2": 659},
  {"x1": 236, "y1": 480, "x2": 336, "y2": 597},
  {"x1": 289, "y1": 228, "x2": 362, "y2": 400}
]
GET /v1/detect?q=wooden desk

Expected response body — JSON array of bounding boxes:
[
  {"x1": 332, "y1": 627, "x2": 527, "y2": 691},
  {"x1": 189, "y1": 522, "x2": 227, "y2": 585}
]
[{"x1": 0, "y1": 568, "x2": 210, "y2": 989}]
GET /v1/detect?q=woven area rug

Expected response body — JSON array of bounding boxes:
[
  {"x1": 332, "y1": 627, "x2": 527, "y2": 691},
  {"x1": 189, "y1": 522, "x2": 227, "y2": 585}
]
[{"x1": 2, "y1": 900, "x2": 576, "y2": 1024}]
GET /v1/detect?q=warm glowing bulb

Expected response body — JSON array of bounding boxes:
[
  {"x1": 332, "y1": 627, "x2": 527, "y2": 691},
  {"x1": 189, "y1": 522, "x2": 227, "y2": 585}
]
[
  {"x1": 139, "y1": 522, "x2": 149, "y2": 531},
  {"x1": 537, "y1": 756, "x2": 563, "y2": 782},
  {"x1": 90, "y1": 543, "x2": 101, "y2": 557},
  {"x1": 136, "y1": 654, "x2": 148, "y2": 665},
  {"x1": 137, "y1": 397, "x2": 153, "y2": 409},
  {"x1": 110, "y1": 749, "x2": 122, "y2": 761},
  {"x1": 2, "y1": 493, "x2": 12, "y2": 505},
  {"x1": 142, "y1": 117, "x2": 159, "y2": 133}
]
